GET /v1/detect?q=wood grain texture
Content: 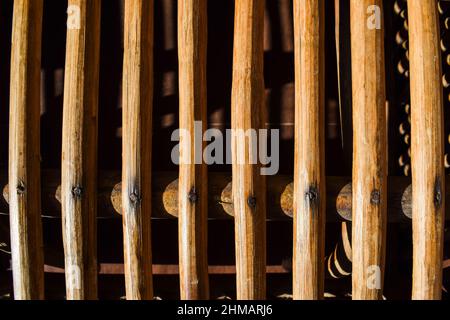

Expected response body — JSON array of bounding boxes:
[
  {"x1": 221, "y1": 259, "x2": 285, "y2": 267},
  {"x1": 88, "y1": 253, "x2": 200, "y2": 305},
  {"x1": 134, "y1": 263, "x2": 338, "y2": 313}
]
[
  {"x1": 231, "y1": 0, "x2": 266, "y2": 300},
  {"x1": 61, "y1": 0, "x2": 101, "y2": 300},
  {"x1": 292, "y1": 0, "x2": 326, "y2": 300},
  {"x1": 121, "y1": 0, "x2": 154, "y2": 300},
  {"x1": 8, "y1": 0, "x2": 44, "y2": 300},
  {"x1": 408, "y1": 0, "x2": 445, "y2": 300},
  {"x1": 350, "y1": 0, "x2": 387, "y2": 300},
  {"x1": 177, "y1": 0, "x2": 209, "y2": 300}
]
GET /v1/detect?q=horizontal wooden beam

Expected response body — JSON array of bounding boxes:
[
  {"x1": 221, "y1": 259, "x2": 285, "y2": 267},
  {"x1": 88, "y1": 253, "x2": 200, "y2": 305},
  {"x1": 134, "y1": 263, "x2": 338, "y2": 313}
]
[
  {"x1": 43, "y1": 264, "x2": 290, "y2": 275},
  {"x1": 2, "y1": 170, "x2": 450, "y2": 222}
]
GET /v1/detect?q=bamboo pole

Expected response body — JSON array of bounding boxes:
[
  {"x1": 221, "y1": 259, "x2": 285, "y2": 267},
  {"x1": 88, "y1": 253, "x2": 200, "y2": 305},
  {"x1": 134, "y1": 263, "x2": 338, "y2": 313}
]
[
  {"x1": 231, "y1": 0, "x2": 266, "y2": 300},
  {"x1": 350, "y1": 0, "x2": 387, "y2": 300},
  {"x1": 177, "y1": 0, "x2": 209, "y2": 300},
  {"x1": 408, "y1": 0, "x2": 445, "y2": 300},
  {"x1": 8, "y1": 0, "x2": 44, "y2": 300},
  {"x1": 121, "y1": 0, "x2": 154, "y2": 300},
  {"x1": 61, "y1": 0, "x2": 101, "y2": 300},
  {"x1": 293, "y1": 0, "x2": 326, "y2": 300}
]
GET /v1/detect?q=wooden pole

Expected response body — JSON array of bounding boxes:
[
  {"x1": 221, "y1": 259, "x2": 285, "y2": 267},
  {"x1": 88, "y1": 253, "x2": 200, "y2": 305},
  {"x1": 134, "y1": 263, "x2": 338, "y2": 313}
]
[
  {"x1": 61, "y1": 0, "x2": 101, "y2": 300},
  {"x1": 8, "y1": 0, "x2": 44, "y2": 300},
  {"x1": 177, "y1": 0, "x2": 209, "y2": 300},
  {"x1": 408, "y1": 0, "x2": 445, "y2": 300},
  {"x1": 350, "y1": 0, "x2": 387, "y2": 300},
  {"x1": 293, "y1": 0, "x2": 326, "y2": 300},
  {"x1": 121, "y1": 0, "x2": 154, "y2": 300},
  {"x1": 231, "y1": 0, "x2": 266, "y2": 300}
]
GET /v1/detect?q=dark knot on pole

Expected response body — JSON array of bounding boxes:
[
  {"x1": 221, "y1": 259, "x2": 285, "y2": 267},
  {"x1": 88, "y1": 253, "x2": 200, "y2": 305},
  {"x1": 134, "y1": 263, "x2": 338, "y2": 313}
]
[
  {"x1": 16, "y1": 180, "x2": 26, "y2": 195},
  {"x1": 71, "y1": 185, "x2": 84, "y2": 199},
  {"x1": 305, "y1": 186, "x2": 319, "y2": 206},
  {"x1": 188, "y1": 187, "x2": 198, "y2": 204},
  {"x1": 129, "y1": 190, "x2": 142, "y2": 206},
  {"x1": 434, "y1": 177, "x2": 442, "y2": 209},
  {"x1": 370, "y1": 189, "x2": 381, "y2": 205},
  {"x1": 247, "y1": 196, "x2": 257, "y2": 209}
]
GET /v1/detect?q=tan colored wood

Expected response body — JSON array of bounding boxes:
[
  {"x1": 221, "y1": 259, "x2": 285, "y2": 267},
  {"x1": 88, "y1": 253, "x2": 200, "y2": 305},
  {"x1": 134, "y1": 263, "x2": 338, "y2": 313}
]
[
  {"x1": 231, "y1": 0, "x2": 266, "y2": 300},
  {"x1": 8, "y1": 0, "x2": 44, "y2": 300},
  {"x1": 292, "y1": 0, "x2": 326, "y2": 300},
  {"x1": 408, "y1": 0, "x2": 445, "y2": 300},
  {"x1": 350, "y1": 0, "x2": 387, "y2": 300},
  {"x1": 121, "y1": 0, "x2": 154, "y2": 300},
  {"x1": 177, "y1": 0, "x2": 209, "y2": 300},
  {"x1": 61, "y1": 0, "x2": 101, "y2": 300}
]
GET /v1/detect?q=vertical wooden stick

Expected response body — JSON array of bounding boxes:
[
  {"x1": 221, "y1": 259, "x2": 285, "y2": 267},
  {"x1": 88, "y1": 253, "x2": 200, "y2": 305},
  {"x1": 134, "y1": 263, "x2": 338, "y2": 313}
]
[
  {"x1": 231, "y1": 0, "x2": 266, "y2": 300},
  {"x1": 293, "y1": 0, "x2": 326, "y2": 300},
  {"x1": 408, "y1": 0, "x2": 445, "y2": 300},
  {"x1": 62, "y1": 0, "x2": 101, "y2": 300},
  {"x1": 8, "y1": 0, "x2": 44, "y2": 300},
  {"x1": 122, "y1": 0, "x2": 154, "y2": 300},
  {"x1": 350, "y1": 0, "x2": 387, "y2": 300},
  {"x1": 177, "y1": 0, "x2": 209, "y2": 300}
]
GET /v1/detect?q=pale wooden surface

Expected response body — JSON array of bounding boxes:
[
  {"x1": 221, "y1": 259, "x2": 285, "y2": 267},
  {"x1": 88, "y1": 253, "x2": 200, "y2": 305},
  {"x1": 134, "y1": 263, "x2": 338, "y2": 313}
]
[
  {"x1": 350, "y1": 0, "x2": 387, "y2": 300},
  {"x1": 61, "y1": 0, "x2": 101, "y2": 300},
  {"x1": 231, "y1": 0, "x2": 266, "y2": 300},
  {"x1": 177, "y1": 0, "x2": 209, "y2": 300},
  {"x1": 8, "y1": 0, "x2": 44, "y2": 300},
  {"x1": 292, "y1": 0, "x2": 326, "y2": 300},
  {"x1": 121, "y1": 0, "x2": 154, "y2": 300},
  {"x1": 408, "y1": 0, "x2": 445, "y2": 300}
]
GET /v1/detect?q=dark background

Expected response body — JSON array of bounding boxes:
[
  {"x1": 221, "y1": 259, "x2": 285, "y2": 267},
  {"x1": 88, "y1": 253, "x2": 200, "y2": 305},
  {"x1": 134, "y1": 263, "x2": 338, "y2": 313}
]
[{"x1": 0, "y1": 0, "x2": 448, "y2": 300}]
